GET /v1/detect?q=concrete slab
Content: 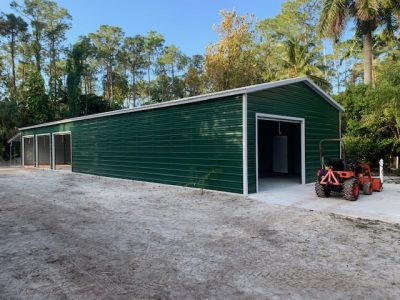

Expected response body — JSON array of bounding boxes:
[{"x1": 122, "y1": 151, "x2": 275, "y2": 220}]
[{"x1": 250, "y1": 182, "x2": 400, "y2": 223}]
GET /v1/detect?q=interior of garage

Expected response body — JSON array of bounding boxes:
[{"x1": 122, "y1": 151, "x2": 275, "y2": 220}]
[
  {"x1": 23, "y1": 137, "x2": 35, "y2": 166},
  {"x1": 257, "y1": 119, "x2": 301, "y2": 192},
  {"x1": 54, "y1": 134, "x2": 71, "y2": 170},
  {"x1": 37, "y1": 135, "x2": 51, "y2": 168}
]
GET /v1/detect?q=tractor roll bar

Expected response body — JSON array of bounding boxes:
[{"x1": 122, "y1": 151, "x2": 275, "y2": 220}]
[{"x1": 319, "y1": 138, "x2": 345, "y2": 168}]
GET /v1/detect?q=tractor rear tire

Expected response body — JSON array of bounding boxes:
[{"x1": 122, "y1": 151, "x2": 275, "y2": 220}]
[
  {"x1": 343, "y1": 178, "x2": 360, "y2": 201},
  {"x1": 363, "y1": 182, "x2": 373, "y2": 195},
  {"x1": 315, "y1": 181, "x2": 331, "y2": 198}
]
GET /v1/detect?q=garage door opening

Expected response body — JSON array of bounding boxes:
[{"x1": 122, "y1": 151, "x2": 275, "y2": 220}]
[
  {"x1": 36, "y1": 134, "x2": 51, "y2": 169},
  {"x1": 23, "y1": 136, "x2": 35, "y2": 167},
  {"x1": 53, "y1": 132, "x2": 71, "y2": 171},
  {"x1": 256, "y1": 115, "x2": 304, "y2": 192}
]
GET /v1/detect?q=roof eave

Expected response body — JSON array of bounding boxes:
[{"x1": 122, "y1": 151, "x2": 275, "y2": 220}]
[
  {"x1": 19, "y1": 76, "x2": 344, "y2": 131},
  {"x1": 7, "y1": 133, "x2": 21, "y2": 143},
  {"x1": 246, "y1": 76, "x2": 344, "y2": 112}
]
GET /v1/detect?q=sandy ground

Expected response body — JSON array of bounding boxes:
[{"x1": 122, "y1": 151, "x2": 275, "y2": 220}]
[{"x1": 1, "y1": 168, "x2": 400, "y2": 299}]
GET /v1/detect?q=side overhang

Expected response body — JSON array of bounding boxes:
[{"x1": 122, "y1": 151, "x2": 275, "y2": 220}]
[{"x1": 7, "y1": 133, "x2": 21, "y2": 144}]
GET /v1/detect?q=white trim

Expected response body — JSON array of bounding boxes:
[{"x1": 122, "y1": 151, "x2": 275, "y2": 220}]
[
  {"x1": 52, "y1": 131, "x2": 72, "y2": 170},
  {"x1": 339, "y1": 112, "x2": 342, "y2": 159},
  {"x1": 242, "y1": 94, "x2": 248, "y2": 196},
  {"x1": 255, "y1": 113, "x2": 306, "y2": 193},
  {"x1": 19, "y1": 77, "x2": 344, "y2": 131},
  {"x1": 301, "y1": 119, "x2": 306, "y2": 185},
  {"x1": 22, "y1": 135, "x2": 34, "y2": 167},
  {"x1": 7, "y1": 133, "x2": 21, "y2": 144},
  {"x1": 35, "y1": 133, "x2": 51, "y2": 169}
]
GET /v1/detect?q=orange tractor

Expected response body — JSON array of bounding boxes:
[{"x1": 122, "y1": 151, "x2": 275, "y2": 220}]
[{"x1": 315, "y1": 139, "x2": 383, "y2": 201}]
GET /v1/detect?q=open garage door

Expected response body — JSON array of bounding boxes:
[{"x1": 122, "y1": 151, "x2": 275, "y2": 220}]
[
  {"x1": 22, "y1": 136, "x2": 35, "y2": 167},
  {"x1": 256, "y1": 114, "x2": 305, "y2": 192},
  {"x1": 52, "y1": 132, "x2": 71, "y2": 171},
  {"x1": 36, "y1": 134, "x2": 51, "y2": 169}
]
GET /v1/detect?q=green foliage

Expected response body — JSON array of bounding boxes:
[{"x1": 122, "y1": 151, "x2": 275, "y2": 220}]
[
  {"x1": 158, "y1": 44, "x2": 188, "y2": 99},
  {"x1": 20, "y1": 68, "x2": 49, "y2": 125},
  {"x1": 205, "y1": 10, "x2": 260, "y2": 91},
  {"x1": 120, "y1": 35, "x2": 147, "y2": 107},
  {"x1": 184, "y1": 55, "x2": 204, "y2": 96},
  {"x1": 0, "y1": 99, "x2": 19, "y2": 159},
  {"x1": 336, "y1": 59, "x2": 400, "y2": 164},
  {"x1": 318, "y1": 0, "x2": 400, "y2": 85},
  {"x1": 257, "y1": 0, "x2": 329, "y2": 85},
  {"x1": 88, "y1": 25, "x2": 124, "y2": 104},
  {"x1": 0, "y1": 13, "x2": 28, "y2": 95},
  {"x1": 81, "y1": 94, "x2": 111, "y2": 115},
  {"x1": 187, "y1": 168, "x2": 223, "y2": 193},
  {"x1": 66, "y1": 42, "x2": 83, "y2": 117}
]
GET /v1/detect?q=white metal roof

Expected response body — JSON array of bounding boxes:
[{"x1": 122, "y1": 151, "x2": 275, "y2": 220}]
[{"x1": 19, "y1": 77, "x2": 344, "y2": 131}]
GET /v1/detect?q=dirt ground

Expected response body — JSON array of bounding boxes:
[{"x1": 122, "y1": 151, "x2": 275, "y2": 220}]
[{"x1": 1, "y1": 168, "x2": 400, "y2": 299}]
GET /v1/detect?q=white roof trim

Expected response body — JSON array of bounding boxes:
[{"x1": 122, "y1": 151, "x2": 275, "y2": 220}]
[
  {"x1": 19, "y1": 77, "x2": 344, "y2": 130},
  {"x1": 7, "y1": 133, "x2": 21, "y2": 143}
]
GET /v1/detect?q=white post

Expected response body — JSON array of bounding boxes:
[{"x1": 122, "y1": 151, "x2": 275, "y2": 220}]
[
  {"x1": 242, "y1": 94, "x2": 248, "y2": 196},
  {"x1": 379, "y1": 159, "x2": 384, "y2": 183},
  {"x1": 396, "y1": 156, "x2": 399, "y2": 169},
  {"x1": 9, "y1": 141, "x2": 12, "y2": 167}
]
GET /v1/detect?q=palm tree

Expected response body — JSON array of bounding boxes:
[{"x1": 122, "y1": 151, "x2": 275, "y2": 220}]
[
  {"x1": 318, "y1": 0, "x2": 400, "y2": 86},
  {"x1": 280, "y1": 37, "x2": 331, "y2": 90}
]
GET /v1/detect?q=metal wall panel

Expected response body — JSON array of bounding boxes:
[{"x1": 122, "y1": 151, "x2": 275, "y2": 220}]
[
  {"x1": 22, "y1": 96, "x2": 244, "y2": 193},
  {"x1": 21, "y1": 83, "x2": 340, "y2": 195},
  {"x1": 248, "y1": 82, "x2": 340, "y2": 193}
]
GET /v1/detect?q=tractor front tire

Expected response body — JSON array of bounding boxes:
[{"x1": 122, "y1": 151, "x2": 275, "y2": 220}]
[
  {"x1": 343, "y1": 178, "x2": 360, "y2": 201},
  {"x1": 315, "y1": 181, "x2": 331, "y2": 198},
  {"x1": 363, "y1": 182, "x2": 373, "y2": 195}
]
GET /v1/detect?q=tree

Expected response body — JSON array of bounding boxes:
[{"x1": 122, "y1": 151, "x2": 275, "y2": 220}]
[
  {"x1": 336, "y1": 58, "x2": 400, "y2": 164},
  {"x1": 81, "y1": 94, "x2": 111, "y2": 115},
  {"x1": 258, "y1": 0, "x2": 321, "y2": 45},
  {"x1": 66, "y1": 42, "x2": 83, "y2": 117},
  {"x1": 76, "y1": 36, "x2": 97, "y2": 98},
  {"x1": 152, "y1": 58, "x2": 170, "y2": 102},
  {"x1": 205, "y1": 10, "x2": 260, "y2": 91},
  {"x1": 0, "y1": 99, "x2": 20, "y2": 160},
  {"x1": 318, "y1": 0, "x2": 400, "y2": 86},
  {"x1": 0, "y1": 13, "x2": 28, "y2": 95},
  {"x1": 15, "y1": 29, "x2": 33, "y2": 84},
  {"x1": 280, "y1": 37, "x2": 330, "y2": 89},
  {"x1": 11, "y1": 0, "x2": 47, "y2": 72},
  {"x1": 144, "y1": 31, "x2": 164, "y2": 100},
  {"x1": 89, "y1": 25, "x2": 124, "y2": 104},
  {"x1": 184, "y1": 54, "x2": 204, "y2": 96},
  {"x1": 42, "y1": 0, "x2": 71, "y2": 102},
  {"x1": 159, "y1": 44, "x2": 188, "y2": 99},
  {"x1": 20, "y1": 67, "x2": 49, "y2": 125},
  {"x1": 257, "y1": 0, "x2": 328, "y2": 86},
  {"x1": 371, "y1": 59, "x2": 400, "y2": 150},
  {"x1": 120, "y1": 35, "x2": 146, "y2": 107}
]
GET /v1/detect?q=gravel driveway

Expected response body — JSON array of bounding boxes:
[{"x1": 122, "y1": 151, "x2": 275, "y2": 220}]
[{"x1": 1, "y1": 168, "x2": 400, "y2": 299}]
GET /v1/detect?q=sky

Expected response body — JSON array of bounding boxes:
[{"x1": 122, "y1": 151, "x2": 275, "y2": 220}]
[{"x1": 0, "y1": 0, "x2": 285, "y2": 56}]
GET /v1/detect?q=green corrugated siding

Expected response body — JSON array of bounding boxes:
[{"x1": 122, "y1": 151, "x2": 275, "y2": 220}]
[
  {"x1": 22, "y1": 96, "x2": 244, "y2": 193},
  {"x1": 247, "y1": 82, "x2": 340, "y2": 193},
  {"x1": 22, "y1": 82, "x2": 340, "y2": 195}
]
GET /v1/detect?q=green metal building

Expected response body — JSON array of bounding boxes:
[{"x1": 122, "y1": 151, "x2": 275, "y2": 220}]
[{"x1": 19, "y1": 77, "x2": 344, "y2": 195}]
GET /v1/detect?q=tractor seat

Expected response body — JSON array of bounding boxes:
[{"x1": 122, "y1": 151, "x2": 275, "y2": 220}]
[{"x1": 328, "y1": 158, "x2": 345, "y2": 171}]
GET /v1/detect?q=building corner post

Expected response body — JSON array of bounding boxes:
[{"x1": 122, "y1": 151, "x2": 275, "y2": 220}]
[{"x1": 242, "y1": 94, "x2": 248, "y2": 196}]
